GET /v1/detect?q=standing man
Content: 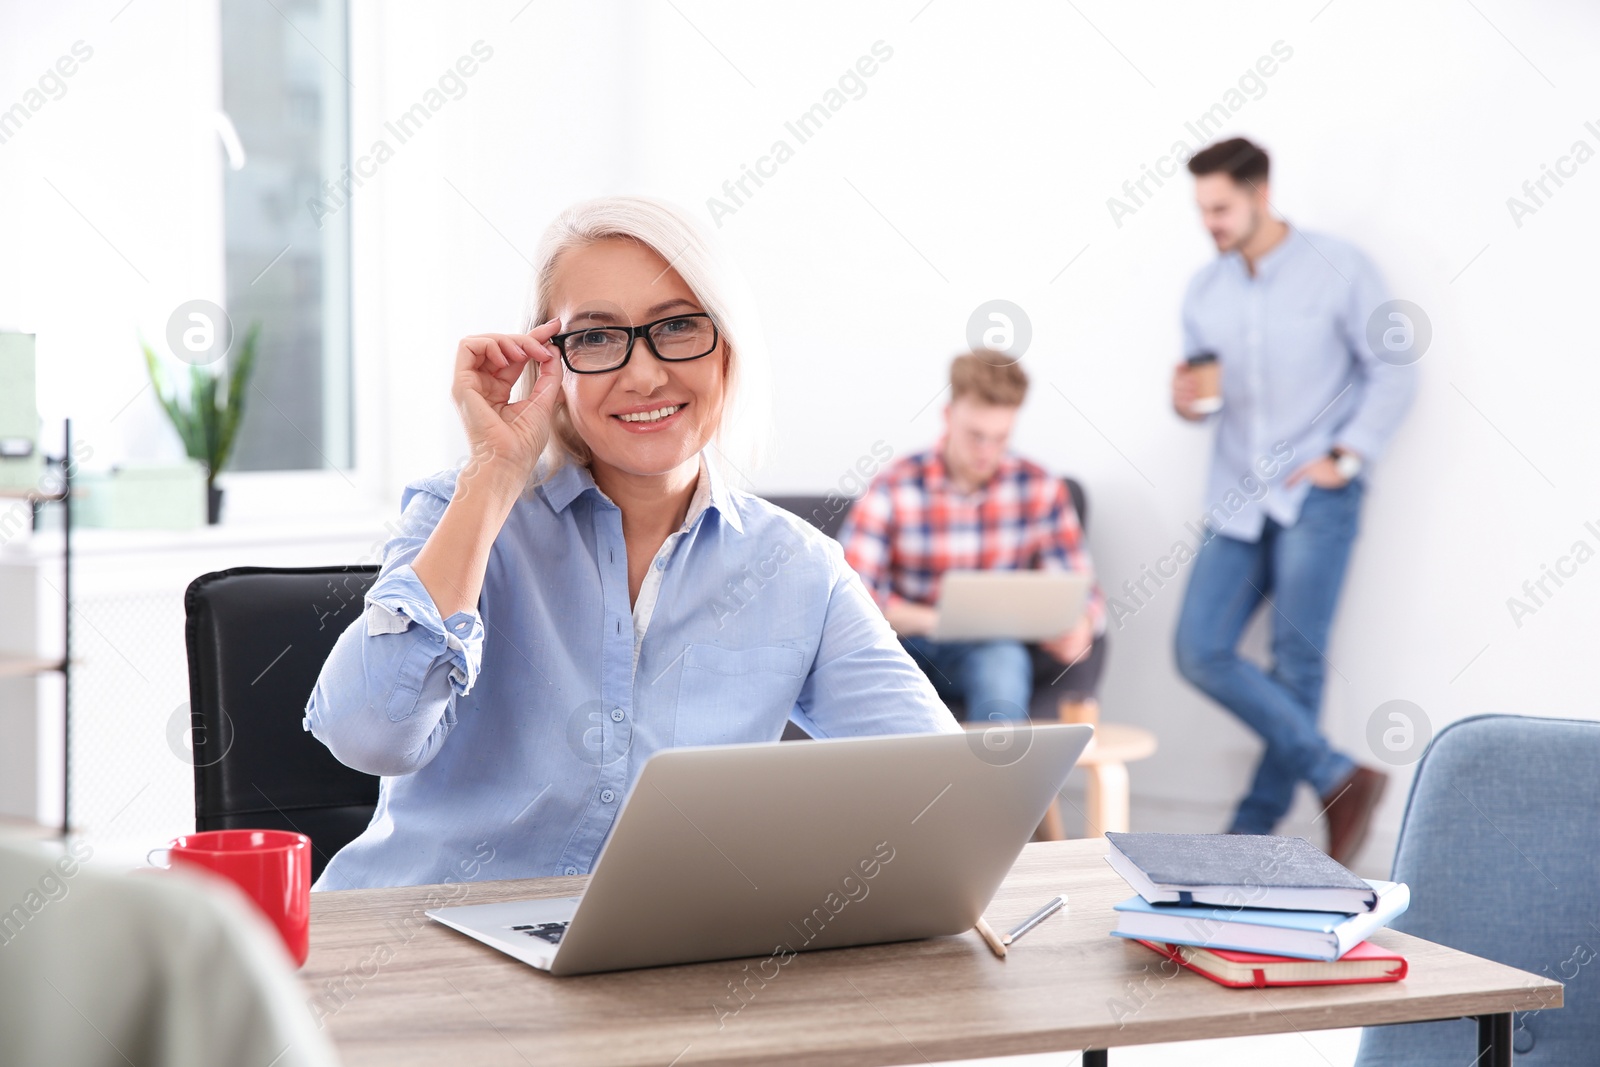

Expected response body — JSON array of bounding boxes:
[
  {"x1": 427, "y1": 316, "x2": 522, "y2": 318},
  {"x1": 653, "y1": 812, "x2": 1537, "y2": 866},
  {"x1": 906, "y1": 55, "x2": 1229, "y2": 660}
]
[
  {"x1": 1171, "y1": 138, "x2": 1416, "y2": 865},
  {"x1": 840, "y1": 352, "x2": 1106, "y2": 728}
]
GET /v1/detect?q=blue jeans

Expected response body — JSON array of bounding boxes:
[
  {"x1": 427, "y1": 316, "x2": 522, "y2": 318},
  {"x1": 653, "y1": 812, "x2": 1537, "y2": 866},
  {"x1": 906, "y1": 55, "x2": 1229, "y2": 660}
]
[
  {"x1": 1174, "y1": 482, "x2": 1364, "y2": 834},
  {"x1": 899, "y1": 636, "x2": 1032, "y2": 723}
]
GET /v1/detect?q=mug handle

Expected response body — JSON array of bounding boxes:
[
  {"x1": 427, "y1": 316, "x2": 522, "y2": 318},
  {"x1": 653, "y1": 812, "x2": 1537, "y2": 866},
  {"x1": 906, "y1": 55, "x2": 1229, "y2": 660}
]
[{"x1": 146, "y1": 847, "x2": 173, "y2": 869}]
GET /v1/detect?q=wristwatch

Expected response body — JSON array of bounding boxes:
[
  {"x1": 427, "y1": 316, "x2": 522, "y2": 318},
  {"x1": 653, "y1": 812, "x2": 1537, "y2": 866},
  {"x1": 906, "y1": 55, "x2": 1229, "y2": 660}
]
[{"x1": 1329, "y1": 447, "x2": 1363, "y2": 481}]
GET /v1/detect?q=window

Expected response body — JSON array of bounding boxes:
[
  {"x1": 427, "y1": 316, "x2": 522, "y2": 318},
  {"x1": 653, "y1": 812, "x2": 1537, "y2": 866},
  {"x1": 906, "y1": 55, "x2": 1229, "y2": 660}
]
[{"x1": 219, "y1": 0, "x2": 352, "y2": 472}]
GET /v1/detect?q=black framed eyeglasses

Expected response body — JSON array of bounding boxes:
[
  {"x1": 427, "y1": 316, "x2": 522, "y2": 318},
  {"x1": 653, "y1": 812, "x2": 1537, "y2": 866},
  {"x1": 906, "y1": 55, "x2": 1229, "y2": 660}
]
[{"x1": 550, "y1": 312, "x2": 720, "y2": 374}]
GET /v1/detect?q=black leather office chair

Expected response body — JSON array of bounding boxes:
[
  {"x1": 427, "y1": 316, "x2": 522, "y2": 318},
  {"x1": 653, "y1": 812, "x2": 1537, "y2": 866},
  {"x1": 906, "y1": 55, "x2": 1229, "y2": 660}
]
[
  {"x1": 183, "y1": 566, "x2": 381, "y2": 881},
  {"x1": 766, "y1": 479, "x2": 1086, "y2": 541},
  {"x1": 762, "y1": 495, "x2": 854, "y2": 540}
]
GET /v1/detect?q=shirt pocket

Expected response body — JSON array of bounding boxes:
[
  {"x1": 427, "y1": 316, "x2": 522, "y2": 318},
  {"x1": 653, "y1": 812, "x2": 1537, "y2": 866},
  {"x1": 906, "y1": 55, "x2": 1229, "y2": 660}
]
[{"x1": 673, "y1": 643, "x2": 807, "y2": 747}]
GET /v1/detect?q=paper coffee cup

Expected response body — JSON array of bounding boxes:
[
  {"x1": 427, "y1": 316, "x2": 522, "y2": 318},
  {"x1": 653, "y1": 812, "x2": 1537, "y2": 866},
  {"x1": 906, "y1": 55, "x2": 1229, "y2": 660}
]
[{"x1": 1186, "y1": 352, "x2": 1222, "y2": 414}]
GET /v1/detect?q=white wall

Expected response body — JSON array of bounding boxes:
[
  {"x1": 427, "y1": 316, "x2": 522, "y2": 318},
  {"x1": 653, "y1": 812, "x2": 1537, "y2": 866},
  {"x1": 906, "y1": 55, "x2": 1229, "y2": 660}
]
[
  {"x1": 0, "y1": 0, "x2": 225, "y2": 465},
  {"x1": 5, "y1": 0, "x2": 1599, "y2": 867},
  {"x1": 563, "y1": 0, "x2": 1600, "y2": 865}
]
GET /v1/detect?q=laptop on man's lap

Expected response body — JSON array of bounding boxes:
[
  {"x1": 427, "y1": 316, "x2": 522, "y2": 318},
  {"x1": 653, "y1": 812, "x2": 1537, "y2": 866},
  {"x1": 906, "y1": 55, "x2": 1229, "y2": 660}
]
[{"x1": 930, "y1": 570, "x2": 1090, "y2": 643}]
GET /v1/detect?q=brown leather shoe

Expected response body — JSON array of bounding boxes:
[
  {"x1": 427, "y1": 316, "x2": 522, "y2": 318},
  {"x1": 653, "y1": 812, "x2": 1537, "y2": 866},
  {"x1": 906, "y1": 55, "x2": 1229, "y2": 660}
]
[{"x1": 1321, "y1": 766, "x2": 1388, "y2": 866}]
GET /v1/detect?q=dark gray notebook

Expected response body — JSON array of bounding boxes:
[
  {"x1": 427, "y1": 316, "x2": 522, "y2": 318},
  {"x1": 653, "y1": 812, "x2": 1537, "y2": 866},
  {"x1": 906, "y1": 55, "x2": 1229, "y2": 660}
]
[{"x1": 1105, "y1": 832, "x2": 1377, "y2": 912}]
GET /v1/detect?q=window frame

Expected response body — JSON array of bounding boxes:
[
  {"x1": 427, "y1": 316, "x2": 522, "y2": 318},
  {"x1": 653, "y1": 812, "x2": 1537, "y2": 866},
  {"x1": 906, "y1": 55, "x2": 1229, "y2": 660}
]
[{"x1": 209, "y1": 0, "x2": 388, "y2": 521}]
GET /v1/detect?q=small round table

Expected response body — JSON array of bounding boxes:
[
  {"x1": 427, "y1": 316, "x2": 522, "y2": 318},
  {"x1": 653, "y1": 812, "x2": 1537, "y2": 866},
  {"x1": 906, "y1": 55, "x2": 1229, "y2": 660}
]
[
  {"x1": 959, "y1": 706, "x2": 1159, "y2": 840},
  {"x1": 1071, "y1": 722, "x2": 1159, "y2": 836},
  {"x1": 1032, "y1": 706, "x2": 1158, "y2": 841}
]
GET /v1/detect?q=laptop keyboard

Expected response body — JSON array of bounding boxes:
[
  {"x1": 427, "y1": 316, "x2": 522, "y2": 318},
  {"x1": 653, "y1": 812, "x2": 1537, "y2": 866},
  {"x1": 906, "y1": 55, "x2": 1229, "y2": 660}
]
[{"x1": 510, "y1": 921, "x2": 569, "y2": 945}]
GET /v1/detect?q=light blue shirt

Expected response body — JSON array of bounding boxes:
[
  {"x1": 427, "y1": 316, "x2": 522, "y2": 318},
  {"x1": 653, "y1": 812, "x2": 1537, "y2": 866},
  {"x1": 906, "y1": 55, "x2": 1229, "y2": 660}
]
[
  {"x1": 1182, "y1": 228, "x2": 1418, "y2": 541},
  {"x1": 303, "y1": 455, "x2": 960, "y2": 891}
]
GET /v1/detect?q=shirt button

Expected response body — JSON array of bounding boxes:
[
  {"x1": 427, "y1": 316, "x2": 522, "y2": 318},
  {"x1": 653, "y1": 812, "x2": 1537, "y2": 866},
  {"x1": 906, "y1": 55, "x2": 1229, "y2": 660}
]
[
  {"x1": 601, "y1": 789, "x2": 616, "y2": 803},
  {"x1": 453, "y1": 621, "x2": 468, "y2": 632},
  {"x1": 610, "y1": 708, "x2": 625, "y2": 722},
  {"x1": 655, "y1": 558, "x2": 665, "y2": 570},
  {"x1": 563, "y1": 865, "x2": 578, "y2": 876}
]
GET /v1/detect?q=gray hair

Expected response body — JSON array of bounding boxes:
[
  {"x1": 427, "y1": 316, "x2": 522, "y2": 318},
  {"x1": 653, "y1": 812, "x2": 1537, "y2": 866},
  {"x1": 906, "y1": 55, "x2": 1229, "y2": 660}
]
[{"x1": 517, "y1": 195, "x2": 772, "y2": 479}]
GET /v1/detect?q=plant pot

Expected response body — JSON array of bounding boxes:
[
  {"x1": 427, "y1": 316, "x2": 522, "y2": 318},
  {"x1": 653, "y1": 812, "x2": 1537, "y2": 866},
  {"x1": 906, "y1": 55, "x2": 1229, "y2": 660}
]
[{"x1": 207, "y1": 484, "x2": 224, "y2": 525}]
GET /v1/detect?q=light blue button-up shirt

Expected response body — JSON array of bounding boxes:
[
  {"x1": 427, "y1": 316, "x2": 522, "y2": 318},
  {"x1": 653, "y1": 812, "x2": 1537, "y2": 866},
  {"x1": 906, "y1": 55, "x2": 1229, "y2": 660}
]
[
  {"x1": 1181, "y1": 228, "x2": 1418, "y2": 541},
  {"x1": 303, "y1": 455, "x2": 961, "y2": 891}
]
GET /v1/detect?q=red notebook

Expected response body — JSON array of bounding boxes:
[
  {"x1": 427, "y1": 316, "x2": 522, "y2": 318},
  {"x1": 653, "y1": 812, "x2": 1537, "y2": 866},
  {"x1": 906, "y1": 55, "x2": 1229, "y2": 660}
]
[{"x1": 1134, "y1": 938, "x2": 1407, "y2": 989}]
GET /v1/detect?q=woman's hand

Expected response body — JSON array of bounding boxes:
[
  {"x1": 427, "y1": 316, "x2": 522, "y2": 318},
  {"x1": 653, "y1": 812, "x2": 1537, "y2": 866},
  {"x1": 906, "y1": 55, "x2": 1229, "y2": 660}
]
[
  {"x1": 453, "y1": 318, "x2": 564, "y2": 485},
  {"x1": 413, "y1": 320, "x2": 563, "y2": 618}
]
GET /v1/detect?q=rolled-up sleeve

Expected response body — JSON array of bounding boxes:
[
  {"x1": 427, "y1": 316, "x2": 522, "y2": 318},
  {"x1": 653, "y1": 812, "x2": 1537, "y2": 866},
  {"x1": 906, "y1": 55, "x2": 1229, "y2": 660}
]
[
  {"x1": 302, "y1": 475, "x2": 486, "y2": 777},
  {"x1": 363, "y1": 564, "x2": 485, "y2": 694},
  {"x1": 793, "y1": 549, "x2": 961, "y2": 740}
]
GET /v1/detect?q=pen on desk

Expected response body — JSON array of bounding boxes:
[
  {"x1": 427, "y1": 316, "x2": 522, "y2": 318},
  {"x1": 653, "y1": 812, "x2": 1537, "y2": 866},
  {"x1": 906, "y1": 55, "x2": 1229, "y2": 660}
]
[
  {"x1": 1002, "y1": 894, "x2": 1067, "y2": 946},
  {"x1": 974, "y1": 917, "x2": 1008, "y2": 959}
]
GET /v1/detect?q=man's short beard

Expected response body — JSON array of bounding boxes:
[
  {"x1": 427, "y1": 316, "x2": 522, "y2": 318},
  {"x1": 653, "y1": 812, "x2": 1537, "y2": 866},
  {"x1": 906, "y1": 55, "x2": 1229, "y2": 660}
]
[{"x1": 1231, "y1": 202, "x2": 1264, "y2": 250}]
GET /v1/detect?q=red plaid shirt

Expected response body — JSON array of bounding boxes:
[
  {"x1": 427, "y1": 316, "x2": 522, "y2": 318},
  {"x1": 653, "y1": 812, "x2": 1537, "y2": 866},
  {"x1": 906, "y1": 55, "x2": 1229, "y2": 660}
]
[{"x1": 839, "y1": 446, "x2": 1105, "y2": 634}]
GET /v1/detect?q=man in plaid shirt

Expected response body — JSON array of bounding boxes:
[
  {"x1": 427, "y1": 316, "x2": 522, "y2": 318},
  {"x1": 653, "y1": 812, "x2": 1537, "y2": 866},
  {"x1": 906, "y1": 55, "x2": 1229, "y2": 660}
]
[{"x1": 839, "y1": 353, "x2": 1106, "y2": 724}]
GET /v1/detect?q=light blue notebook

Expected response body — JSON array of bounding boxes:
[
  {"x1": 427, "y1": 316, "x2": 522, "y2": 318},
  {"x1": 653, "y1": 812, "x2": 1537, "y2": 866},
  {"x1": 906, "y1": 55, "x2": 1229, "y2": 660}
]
[{"x1": 1111, "y1": 880, "x2": 1410, "y2": 961}]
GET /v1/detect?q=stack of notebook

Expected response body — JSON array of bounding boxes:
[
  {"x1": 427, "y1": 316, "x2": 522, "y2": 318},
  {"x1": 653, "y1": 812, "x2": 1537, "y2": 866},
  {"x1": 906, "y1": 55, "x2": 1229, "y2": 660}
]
[{"x1": 1104, "y1": 832, "x2": 1411, "y2": 989}]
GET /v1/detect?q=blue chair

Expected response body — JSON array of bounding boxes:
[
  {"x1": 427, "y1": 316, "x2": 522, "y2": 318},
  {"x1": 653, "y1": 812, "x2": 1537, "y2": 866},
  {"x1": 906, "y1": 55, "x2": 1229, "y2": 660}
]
[{"x1": 1355, "y1": 714, "x2": 1597, "y2": 1065}]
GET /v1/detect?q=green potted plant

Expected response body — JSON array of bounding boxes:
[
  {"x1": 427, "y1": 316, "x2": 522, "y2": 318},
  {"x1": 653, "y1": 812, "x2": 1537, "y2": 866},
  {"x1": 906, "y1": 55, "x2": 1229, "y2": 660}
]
[{"x1": 141, "y1": 321, "x2": 259, "y2": 524}]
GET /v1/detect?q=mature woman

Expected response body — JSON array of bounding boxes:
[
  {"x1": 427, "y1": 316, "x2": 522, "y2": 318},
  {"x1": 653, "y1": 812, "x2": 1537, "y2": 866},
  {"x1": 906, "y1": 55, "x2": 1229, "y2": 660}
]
[{"x1": 305, "y1": 196, "x2": 961, "y2": 890}]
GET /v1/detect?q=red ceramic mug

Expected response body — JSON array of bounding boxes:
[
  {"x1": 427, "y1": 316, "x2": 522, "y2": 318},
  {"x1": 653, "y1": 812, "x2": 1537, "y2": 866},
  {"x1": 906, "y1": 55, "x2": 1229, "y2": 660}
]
[{"x1": 150, "y1": 829, "x2": 312, "y2": 967}]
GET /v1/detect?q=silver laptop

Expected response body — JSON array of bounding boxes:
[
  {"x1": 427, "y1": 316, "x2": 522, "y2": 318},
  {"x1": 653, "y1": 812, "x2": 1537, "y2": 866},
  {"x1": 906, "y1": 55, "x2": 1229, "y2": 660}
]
[
  {"x1": 930, "y1": 570, "x2": 1090, "y2": 642},
  {"x1": 426, "y1": 723, "x2": 1094, "y2": 976}
]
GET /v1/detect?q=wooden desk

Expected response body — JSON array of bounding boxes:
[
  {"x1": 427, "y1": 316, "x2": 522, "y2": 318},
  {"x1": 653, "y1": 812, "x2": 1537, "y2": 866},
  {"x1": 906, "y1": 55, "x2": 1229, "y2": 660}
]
[{"x1": 303, "y1": 839, "x2": 1560, "y2": 1066}]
